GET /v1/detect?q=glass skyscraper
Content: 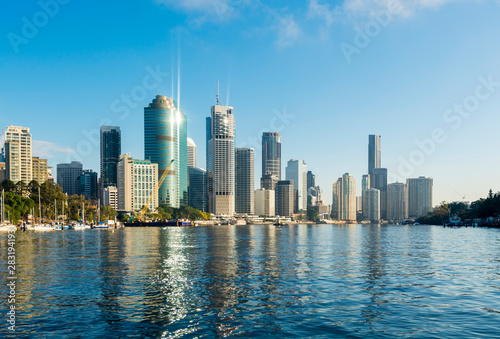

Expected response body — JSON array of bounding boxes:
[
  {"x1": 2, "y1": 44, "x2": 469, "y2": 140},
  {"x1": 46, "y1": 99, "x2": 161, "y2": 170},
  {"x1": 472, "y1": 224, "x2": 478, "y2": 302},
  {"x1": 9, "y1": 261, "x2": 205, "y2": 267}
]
[
  {"x1": 100, "y1": 125, "x2": 121, "y2": 190},
  {"x1": 368, "y1": 134, "x2": 381, "y2": 175},
  {"x1": 262, "y1": 132, "x2": 281, "y2": 179},
  {"x1": 144, "y1": 95, "x2": 187, "y2": 208},
  {"x1": 235, "y1": 148, "x2": 254, "y2": 214}
]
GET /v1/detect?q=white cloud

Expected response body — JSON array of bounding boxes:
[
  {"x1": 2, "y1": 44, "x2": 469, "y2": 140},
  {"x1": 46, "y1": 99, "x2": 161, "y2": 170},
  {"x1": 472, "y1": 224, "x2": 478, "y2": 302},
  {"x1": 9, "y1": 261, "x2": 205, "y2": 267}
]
[
  {"x1": 275, "y1": 14, "x2": 301, "y2": 48},
  {"x1": 32, "y1": 140, "x2": 74, "y2": 158},
  {"x1": 155, "y1": 0, "x2": 249, "y2": 23},
  {"x1": 341, "y1": 0, "x2": 457, "y2": 18}
]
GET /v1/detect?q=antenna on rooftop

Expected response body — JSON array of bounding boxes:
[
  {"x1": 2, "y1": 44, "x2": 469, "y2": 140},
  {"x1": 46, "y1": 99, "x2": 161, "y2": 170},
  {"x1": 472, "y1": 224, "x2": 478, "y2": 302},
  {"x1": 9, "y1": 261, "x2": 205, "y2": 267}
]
[{"x1": 216, "y1": 80, "x2": 222, "y2": 105}]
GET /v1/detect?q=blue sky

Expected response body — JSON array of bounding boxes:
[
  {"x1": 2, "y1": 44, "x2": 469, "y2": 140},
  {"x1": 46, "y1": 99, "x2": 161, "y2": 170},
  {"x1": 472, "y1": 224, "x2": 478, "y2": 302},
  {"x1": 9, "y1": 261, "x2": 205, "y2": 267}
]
[{"x1": 1, "y1": 0, "x2": 500, "y2": 205}]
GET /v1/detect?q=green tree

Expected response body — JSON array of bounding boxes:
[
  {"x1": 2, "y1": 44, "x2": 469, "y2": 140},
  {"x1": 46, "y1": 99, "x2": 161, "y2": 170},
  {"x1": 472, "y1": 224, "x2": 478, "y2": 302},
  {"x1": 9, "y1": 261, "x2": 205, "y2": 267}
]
[
  {"x1": 39, "y1": 181, "x2": 67, "y2": 220},
  {"x1": 3, "y1": 192, "x2": 35, "y2": 223},
  {"x1": 1, "y1": 179, "x2": 16, "y2": 193},
  {"x1": 307, "y1": 207, "x2": 319, "y2": 222},
  {"x1": 100, "y1": 205, "x2": 118, "y2": 221}
]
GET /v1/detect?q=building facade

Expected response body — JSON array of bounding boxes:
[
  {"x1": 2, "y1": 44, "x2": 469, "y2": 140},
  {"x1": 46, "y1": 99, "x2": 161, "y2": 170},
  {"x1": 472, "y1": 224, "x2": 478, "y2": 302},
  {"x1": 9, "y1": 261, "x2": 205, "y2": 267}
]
[
  {"x1": 307, "y1": 171, "x2": 316, "y2": 190},
  {"x1": 5, "y1": 126, "x2": 32, "y2": 184},
  {"x1": 387, "y1": 182, "x2": 408, "y2": 221},
  {"x1": 207, "y1": 103, "x2": 235, "y2": 215},
  {"x1": 261, "y1": 172, "x2": 278, "y2": 190},
  {"x1": 362, "y1": 174, "x2": 371, "y2": 191},
  {"x1": 79, "y1": 169, "x2": 98, "y2": 200},
  {"x1": 187, "y1": 137, "x2": 197, "y2": 168},
  {"x1": 368, "y1": 134, "x2": 381, "y2": 176},
  {"x1": 144, "y1": 95, "x2": 187, "y2": 208},
  {"x1": 32, "y1": 157, "x2": 48, "y2": 184},
  {"x1": 255, "y1": 188, "x2": 275, "y2": 217},
  {"x1": 262, "y1": 132, "x2": 281, "y2": 180},
  {"x1": 407, "y1": 177, "x2": 433, "y2": 218},
  {"x1": 371, "y1": 168, "x2": 388, "y2": 220},
  {"x1": 103, "y1": 186, "x2": 118, "y2": 209},
  {"x1": 362, "y1": 188, "x2": 380, "y2": 222},
  {"x1": 235, "y1": 148, "x2": 254, "y2": 215},
  {"x1": 285, "y1": 159, "x2": 307, "y2": 212},
  {"x1": 188, "y1": 167, "x2": 208, "y2": 212},
  {"x1": 117, "y1": 154, "x2": 158, "y2": 213},
  {"x1": 57, "y1": 161, "x2": 83, "y2": 196},
  {"x1": 275, "y1": 180, "x2": 294, "y2": 217},
  {"x1": 333, "y1": 173, "x2": 357, "y2": 222},
  {"x1": 100, "y1": 126, "x2": 121, "y2": 191}
]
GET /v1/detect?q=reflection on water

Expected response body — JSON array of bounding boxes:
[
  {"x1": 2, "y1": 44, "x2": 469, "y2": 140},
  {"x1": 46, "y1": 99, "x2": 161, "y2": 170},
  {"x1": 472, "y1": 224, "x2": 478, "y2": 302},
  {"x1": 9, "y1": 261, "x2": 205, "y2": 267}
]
[{"x1": 1, "y1": 225, "x2": 500, "y2": 338}]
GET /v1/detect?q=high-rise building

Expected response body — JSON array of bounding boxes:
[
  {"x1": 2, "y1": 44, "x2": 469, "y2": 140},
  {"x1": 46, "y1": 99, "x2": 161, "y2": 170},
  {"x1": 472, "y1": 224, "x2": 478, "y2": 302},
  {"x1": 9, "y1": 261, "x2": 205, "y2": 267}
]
[
  {"x1": 285, "y1": 159, "x2": 307, "y2": 212},
  {"x1": 362, "y1": 188, "x2": 380, "y2": 222},
  {"x1": 100, "y1": 126, "x2": 121, "y2": 191},
  {"x1": 333, "y1": 173, "x2": 357, "y2": 222},
  {"x1": 362, "y1": 174, "x2": 371, "y2": 191},
  {"x1": 32, "y1": 157, "x2": 48, "y2": 184},
  {"x1": 0, "y1": 162, "x2": 6, "y2": 182},
  {"x1": 235, "y1": 148, "x2": 254, "y2": 215},
  {"x1": 356, "y1": 196, "x2": 363, "y2": 214},
  {"x1": 57, "y1": 161, "x2": 83, "y2": 196},
  {"x1": 117, "y1": 154, "x2": 158, "y2": 213},
  {"x1": 275, "y1": 180, "x2": 294, "y2": 217},
  {"x1": 262, "y1": 132, "x2": 281, "y2": 180},
  {"x1": 5, "y1": 126, "x2": 32, "y2": 184},
  {"x1": 261, "y1": 172, "x2": 278, "y2": 190},
  {"x1": 371, "y1": 168, "x2": 388, "y2": 220},
  {"x1": 207, "y1": 100, "x2": 235, "y2": 215},
  {"x1": 144, "y1": 95, "x2": 187, "y2": 208},
  {"x1": 307, "y1": 171, "x2": 315, "y2": 190},
  {"x1": 368, "y1": 134, "x2": 381, "y2": 176},
  {"x1": 79, "y1": 169, "x2": 98, "y2": 200},
  {"x1": 331, "y1": 181, "x2": 339, "y2": 220},
  {"x1": 188, "y1": 167, "x2": 208, "y2": 212},
  {"x1": 407, "y1": 177, "x2": 433, "y2": 218},
  {"x1": 187, "y1": 137, "x2": 197, "y2": 168},
  {"x1": 387, "y1": 182, "x2": 408, "y2": 221},
  {"x1": 103, "y1": 186, "x2": 118, "y2": 209},
  {"x1": 255, "y1": 188, "x2": 275, "y2": 217}
]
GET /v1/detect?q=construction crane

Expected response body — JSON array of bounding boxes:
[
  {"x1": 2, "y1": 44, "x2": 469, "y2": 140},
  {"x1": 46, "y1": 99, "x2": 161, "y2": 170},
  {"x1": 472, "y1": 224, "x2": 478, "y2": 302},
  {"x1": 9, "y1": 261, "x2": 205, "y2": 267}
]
[{"x1": 134, "y1": 159, "x2": 174, "y2": 221}]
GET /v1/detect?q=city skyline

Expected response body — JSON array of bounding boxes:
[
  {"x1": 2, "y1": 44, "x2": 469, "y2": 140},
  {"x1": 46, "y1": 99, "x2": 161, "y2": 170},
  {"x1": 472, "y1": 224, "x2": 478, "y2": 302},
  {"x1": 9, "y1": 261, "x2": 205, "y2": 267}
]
[{"x1": 2, "y1": 1, "x2": 500, "y2": 205}]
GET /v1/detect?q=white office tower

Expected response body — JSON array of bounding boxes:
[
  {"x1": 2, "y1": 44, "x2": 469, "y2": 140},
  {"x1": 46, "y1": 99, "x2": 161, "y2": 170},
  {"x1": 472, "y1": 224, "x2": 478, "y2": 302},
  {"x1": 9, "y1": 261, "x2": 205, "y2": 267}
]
[
  {"x1": 117, "y1": 154, "x2": 158, "y2": 213},
  {"x1": 103, "y1": 186, "x2": 118, "y2": 209},
  {"x1": 255, "y1": 188, "x2": 275, "y2": 217},
  {"x1": 187, "y1": 137, "x2": 197, "y2": 168},
  {"x1": 4, "y1": 126, "x2": 32, "y2": 184},
  {"x1": 285, "y1": 159, "x2": 307, "y2": 212},
  {"x1": 206, "y1": 95, "x2": 235, "y2": 216}
]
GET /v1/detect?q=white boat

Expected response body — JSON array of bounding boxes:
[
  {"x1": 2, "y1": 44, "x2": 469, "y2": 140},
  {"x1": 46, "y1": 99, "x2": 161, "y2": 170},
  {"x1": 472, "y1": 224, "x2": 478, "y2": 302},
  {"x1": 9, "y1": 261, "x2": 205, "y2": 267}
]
[
  {"x1": 0, "y1": 224, "x2": 17, "y2": 232},
  {"x1": 33, "y1": 224, "x2": 54, "y2": 231},
  {"x1": 73, "y1": 223, "x2": 86, "y2": 230},
  {"x1": 94, "y1": 223, "x2": 108, "y2": 229}
]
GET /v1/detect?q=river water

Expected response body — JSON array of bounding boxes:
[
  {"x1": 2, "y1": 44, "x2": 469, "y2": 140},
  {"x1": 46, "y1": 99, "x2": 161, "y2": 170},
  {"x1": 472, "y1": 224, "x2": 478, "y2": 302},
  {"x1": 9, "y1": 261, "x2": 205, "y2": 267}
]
[{"x1": 1, "y1": 224, "x2": 500, "y2": 338}]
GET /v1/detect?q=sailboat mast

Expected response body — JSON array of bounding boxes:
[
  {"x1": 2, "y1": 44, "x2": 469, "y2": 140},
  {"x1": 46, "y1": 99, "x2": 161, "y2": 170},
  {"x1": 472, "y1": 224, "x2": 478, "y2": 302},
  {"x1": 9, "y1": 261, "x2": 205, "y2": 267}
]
[{"x1": 38, "y1": 186, "x2": 42, "y2": 224}]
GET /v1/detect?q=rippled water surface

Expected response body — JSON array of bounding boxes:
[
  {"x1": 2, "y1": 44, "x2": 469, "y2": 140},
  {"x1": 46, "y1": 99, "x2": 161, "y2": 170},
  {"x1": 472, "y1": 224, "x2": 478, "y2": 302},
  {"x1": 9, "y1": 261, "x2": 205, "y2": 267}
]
[{"x1": 1, "y1": 225, "x2": 500, "y2": 338}]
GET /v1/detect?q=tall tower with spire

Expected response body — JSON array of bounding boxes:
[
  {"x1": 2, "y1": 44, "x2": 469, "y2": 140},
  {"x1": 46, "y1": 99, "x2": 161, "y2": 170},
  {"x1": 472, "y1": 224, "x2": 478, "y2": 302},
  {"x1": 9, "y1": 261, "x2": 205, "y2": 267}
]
[{"x1": 206, "y1": 82, "x2": 235, "y2": 215}]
